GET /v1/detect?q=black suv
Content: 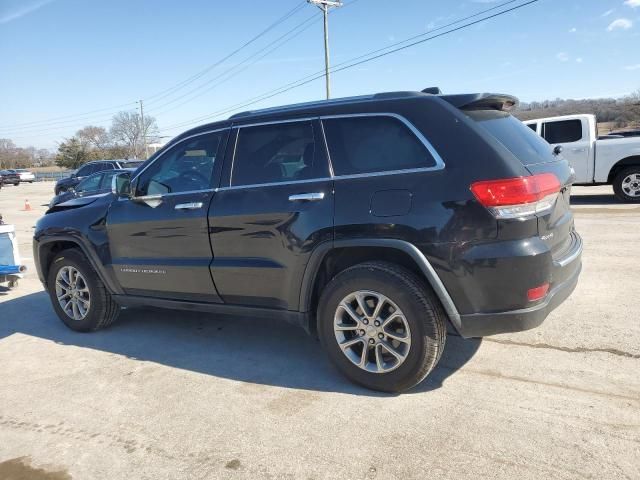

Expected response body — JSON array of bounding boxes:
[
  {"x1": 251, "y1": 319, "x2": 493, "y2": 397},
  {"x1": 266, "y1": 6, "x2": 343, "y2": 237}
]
[
  {"x1": 54, "y1": 159, "x2": 144, "y2": 195},
  {"x1": 34, "y1": 90, "x2": 582, "y2": 392}
]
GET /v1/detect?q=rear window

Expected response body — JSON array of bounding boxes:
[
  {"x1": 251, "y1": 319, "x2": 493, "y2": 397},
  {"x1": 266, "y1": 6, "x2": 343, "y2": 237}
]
[{"x1": 467, "y1": 110, "x2": 557, "y2": 166}]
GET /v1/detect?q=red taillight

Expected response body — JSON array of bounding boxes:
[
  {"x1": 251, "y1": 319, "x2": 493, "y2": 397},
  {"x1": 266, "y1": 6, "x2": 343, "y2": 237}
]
[
  {"x1": 527, "y1": 283, "x2": 550, "y2": 302},
  {"x1": 470, "y1": 173, "x2": 561, "y2": 219}
]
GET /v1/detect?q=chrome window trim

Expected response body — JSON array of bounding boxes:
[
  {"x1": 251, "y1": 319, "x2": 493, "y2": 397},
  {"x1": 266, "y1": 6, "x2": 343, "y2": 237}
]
[
  {"x1": 130, "y1": 127, "x2": 230, "y2": 186},
  {"x1": 218, "y1": 177, "x2": 331, "y2": 191},
  {"x1": 319, "y1": 119, "x2": 335, "y2": 177},
  {"x1": 208, "y1": 112, "x2": 446, "y2": 191},
  {"x1": 117, "y1": 188, "x2": 214, "y2": 202},
  {"x1": 232, "y1": 116, "x2": 317, "y2": 129},
  {"x1": 319, "y1": 112, "x2": 445, "y2": 172}
]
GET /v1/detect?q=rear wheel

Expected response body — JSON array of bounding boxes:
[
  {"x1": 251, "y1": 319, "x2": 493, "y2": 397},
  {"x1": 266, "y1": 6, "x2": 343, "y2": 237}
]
[
  {"x1": 47, "y1": 249, "x2": 119, "y2": 332},
  {"x1": 613, "y1": 167, "x2": 640, "y2": 203},
  {"x1": 317, "y1": 261, "x2": 447, "y2": 392}
]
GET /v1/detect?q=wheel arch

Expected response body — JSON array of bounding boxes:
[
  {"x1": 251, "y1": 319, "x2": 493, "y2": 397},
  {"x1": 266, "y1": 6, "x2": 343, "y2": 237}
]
[
  {"x1": 607, "y1": 155, "x2": 640, "y2": 184},
  {"x1": 37, "y1": 235, "x2": 122, "y2": 294},
  {"x1": 299, "y1": 239, "x2": 461, "y2": 334}
]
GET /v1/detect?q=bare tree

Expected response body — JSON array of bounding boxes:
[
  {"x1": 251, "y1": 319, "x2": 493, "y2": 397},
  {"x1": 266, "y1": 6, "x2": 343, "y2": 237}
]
[
  {"x1": 76, "y1": 126, "x2": 111, "y2": 153},
  {"x1": 110, "y1": 111, "x2": 158, "y2": 159}
]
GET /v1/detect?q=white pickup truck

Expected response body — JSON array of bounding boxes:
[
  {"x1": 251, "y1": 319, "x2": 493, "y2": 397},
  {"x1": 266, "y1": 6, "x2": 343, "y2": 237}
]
[{"x1": 524, "y1": 114, "x2": 640, "y2": 202}]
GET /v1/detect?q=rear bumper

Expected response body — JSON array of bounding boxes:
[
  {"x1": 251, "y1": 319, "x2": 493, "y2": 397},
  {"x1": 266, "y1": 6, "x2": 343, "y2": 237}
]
[{"x1": 454, "y1": 231, "x2": 583, "y2": 338}]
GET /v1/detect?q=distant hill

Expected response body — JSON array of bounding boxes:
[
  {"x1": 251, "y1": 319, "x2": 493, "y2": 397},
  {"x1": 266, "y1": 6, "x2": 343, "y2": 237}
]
[{"x1": 512, "y1": 91, "x2": 640, "y2": 133}]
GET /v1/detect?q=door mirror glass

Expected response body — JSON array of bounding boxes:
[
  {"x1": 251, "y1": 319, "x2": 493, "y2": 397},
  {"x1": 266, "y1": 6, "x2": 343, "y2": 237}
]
[
  {"x1": 553, "y1": 145, "x2": 563, "y2": 156},
  {"x1": 112, "y1": 172, "x2": 132, "y2": 197}
]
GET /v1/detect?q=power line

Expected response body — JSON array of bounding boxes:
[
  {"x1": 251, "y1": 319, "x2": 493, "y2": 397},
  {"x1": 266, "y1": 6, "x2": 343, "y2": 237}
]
[
  {"x1": 146, "y1": 12, "x2": 322, "y2": 117},
  {"x1": 0, "y1": 1, "x2": 307, "y2": 133},
  {"x1": 143, "y1": 1, "x2": 307, "y2": 106},
  {"x1": 156, "y1": 0, "x2": 539, "y2": 134}
]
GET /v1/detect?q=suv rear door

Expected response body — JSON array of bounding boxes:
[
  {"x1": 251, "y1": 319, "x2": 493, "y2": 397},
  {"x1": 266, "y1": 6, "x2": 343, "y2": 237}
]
[
  {"x1": 541, "y1": 118, "x2": 591, "y2": 183},
  {"x1": 209, "y1": 119, "x2": 333, "y2": 310},
  {"x1": 106, "y1": 129, "x2": 229, "y2": 302}
]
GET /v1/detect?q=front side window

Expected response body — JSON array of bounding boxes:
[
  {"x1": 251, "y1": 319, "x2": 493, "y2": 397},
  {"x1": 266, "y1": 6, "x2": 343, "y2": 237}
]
[
  {"x1": 135, "y1": 132, "x2": 224, "y2": 196},
  {"x1": 542, "y1": 120, "x2": 583, "y2": 143},
  {"x1": 322, "y1": 116, "x2": 436, "y2": 176},
  {"x1": 100, "y1": 170, "x2": 120, "y2": 189},
  {"x1": 76, "y1": 173, "x2": 103, "y2": 192},
  {"x1": 232, "y1": 121, "x2": 316, "y2": 186}
]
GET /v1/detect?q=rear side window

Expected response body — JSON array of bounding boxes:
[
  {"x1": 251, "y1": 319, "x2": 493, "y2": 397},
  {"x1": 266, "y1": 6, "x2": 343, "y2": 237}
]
[
  {"x1": 76, "y1": 164, "x2": 94, "y2": 177},
  {"x1": 232, "y1": 121, "x2": 317, "y2": 186},
  {"x1": 76, "y1": 173, "x2": 102, "y2": 192},
  {"x1": 100, "y1": 170, "x2": 119, "y2": 189},
  {"x1": 322, "y1": 116, "x2": 436, "y2": 176},
  {"x1": 467, "y1": 110, "x2": 557, "y2": 166},
  {"x1": 542, "y1": 120, "x2": 583, "y2": 143}
]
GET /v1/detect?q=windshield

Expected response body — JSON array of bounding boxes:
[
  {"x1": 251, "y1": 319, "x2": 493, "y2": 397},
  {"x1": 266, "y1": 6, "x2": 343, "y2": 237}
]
[{"x1": 466, "y1": 110, "x2": 557, "y2": 166}]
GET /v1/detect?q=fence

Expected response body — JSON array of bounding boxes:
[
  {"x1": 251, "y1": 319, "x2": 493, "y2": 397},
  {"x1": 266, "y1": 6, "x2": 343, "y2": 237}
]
[{"x1": 34, "y1": 171, "x2": 72, "y2": 182}]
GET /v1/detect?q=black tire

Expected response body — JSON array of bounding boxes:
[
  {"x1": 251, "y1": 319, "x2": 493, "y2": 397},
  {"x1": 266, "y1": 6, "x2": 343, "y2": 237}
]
[
  {"x1": 47, "y1": 249, "x2": 120, "y2": 332},
  {"x1": 317, "y1": 261, "x2": 447, "y2": 392},
  {"x1": 613, "y1": 166, "x2": 640, "y2": 203}
]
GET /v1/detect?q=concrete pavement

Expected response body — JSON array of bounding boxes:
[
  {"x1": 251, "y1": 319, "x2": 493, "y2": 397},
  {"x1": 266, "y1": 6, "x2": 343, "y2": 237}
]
[{"x1": 0, "y1": 182, "x2": 638, "y2": 479}]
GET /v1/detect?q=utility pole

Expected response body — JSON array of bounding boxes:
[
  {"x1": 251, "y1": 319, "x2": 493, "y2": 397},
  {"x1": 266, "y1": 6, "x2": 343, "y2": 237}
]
[
  {"x1": 307, "y1": 0, "x2": 343, "y2": 99},
  {"x1": 138, "y1": 99, "x2": 148, "y2": 159}
]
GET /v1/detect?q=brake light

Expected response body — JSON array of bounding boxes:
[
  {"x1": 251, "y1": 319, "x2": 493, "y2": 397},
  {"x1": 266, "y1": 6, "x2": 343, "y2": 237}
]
[
  {"x1": 527, "y1": 283, "x2": 549, "y2": 302},
  {"x1": 470, "y1": 173, "x2": 561, "y2": 219}
]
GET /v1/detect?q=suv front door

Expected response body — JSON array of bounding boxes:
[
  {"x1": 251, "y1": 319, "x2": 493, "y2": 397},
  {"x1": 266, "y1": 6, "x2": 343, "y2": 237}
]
[
  {"x1": 106, "y1": 129, "x2": 229, "y2": 301},
  {"x1": 209, "y1": 119, "x2": 333, "y2": 310}
]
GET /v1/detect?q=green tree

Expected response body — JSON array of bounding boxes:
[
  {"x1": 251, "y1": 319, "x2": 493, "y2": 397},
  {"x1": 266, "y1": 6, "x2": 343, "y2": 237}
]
[{"x1": 55, "y1": 137, "x2": 92, "y2": 169}]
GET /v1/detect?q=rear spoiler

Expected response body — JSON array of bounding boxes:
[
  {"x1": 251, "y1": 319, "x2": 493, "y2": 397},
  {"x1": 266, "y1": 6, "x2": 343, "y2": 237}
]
[{"x1": 438, "y1": 93, "x2": 519, "y2": 111}]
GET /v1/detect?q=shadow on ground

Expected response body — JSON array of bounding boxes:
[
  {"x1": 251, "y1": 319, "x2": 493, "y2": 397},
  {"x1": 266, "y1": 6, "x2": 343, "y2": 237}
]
[
  {"x1": 570, "y1": 193, "x2": 619, "y2": 205},
  {"x1": 0, "y1": 291, "x2": 481, "y2": 396}
]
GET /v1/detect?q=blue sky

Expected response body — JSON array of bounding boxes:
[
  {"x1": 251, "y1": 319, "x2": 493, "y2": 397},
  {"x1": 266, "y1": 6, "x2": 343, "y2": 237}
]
[{"x1": 1, "y1": 0, "x2": 639, "y2": 149}]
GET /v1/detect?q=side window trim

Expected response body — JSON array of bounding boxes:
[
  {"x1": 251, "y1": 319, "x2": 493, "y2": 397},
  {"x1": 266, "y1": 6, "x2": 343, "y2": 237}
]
[
  {"x1": 228, "y1": 117, "x2": 319, "y2": 188},
  {"x1": 221, "y1": 113, "x2": 445, "y2": 190},
  {"x1": 130, "y1": 127, "x2": 230, "y2": 196},
  {"x1": 319, "y1": 113, "x2": 445, "y2": 176}
]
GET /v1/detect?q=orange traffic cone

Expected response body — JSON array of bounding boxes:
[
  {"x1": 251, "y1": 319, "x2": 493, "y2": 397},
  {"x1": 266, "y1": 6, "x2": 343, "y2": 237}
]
[{"x1": 23, "y1": 199, "x2": 32, "y2": 211}]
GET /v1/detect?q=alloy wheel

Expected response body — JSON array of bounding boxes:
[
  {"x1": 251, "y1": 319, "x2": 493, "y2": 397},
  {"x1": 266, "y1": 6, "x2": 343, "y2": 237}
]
[
  {"x1": 55, "y1": 266, "x2": 91, "y2": 321},
  {"x1": 334, "y1": 290, "x2": 411, "y2": 373}
]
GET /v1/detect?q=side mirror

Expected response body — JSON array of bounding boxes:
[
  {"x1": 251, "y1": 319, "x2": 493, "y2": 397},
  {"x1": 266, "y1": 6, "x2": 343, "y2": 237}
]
[
  {"x1": 553, "y1": 145, "x2": 563, "y2": 156},
  {"x1": 112, "y1": 172, "x2": 132, "y2": 197}
]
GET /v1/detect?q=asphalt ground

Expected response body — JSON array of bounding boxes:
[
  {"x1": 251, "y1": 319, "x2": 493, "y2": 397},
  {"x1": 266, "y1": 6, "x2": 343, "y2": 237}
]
[{"x1": 0, "y1": 182, "x2": 638, "y2": 479}]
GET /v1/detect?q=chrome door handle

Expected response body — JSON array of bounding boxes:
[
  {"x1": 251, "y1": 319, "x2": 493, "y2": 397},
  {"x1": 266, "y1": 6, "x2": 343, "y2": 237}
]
[
  {"x1": 288, "y1": 192, "x2": 325, "y2": 202},
  {"x1": 175, "y1": 202, "x2": 203, "y2": 210},
  {"x1": 571, "y1": 147, "x2": 587, "y2": 153}
]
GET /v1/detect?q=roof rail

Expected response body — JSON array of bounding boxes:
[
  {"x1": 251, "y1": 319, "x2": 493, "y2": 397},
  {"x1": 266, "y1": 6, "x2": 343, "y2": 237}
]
[
  {"x1": 229, "y1": 91, "x2": 428, "y2": 120},
  {"x1": 229, "y1": 94, "x2": 375, "y2": 119}
]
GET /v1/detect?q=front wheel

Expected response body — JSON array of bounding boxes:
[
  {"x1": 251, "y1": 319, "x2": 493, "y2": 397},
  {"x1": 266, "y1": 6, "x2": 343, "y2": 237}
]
[
  {"x1": 613, "y1": 167, "x2": 640, "y2": 203},
  {"x1": 47, "y1": 249, "x2": 120, "y2": 332},
  {"x1": 317, "y1": 261, "x2": 447, "y2": 392}
]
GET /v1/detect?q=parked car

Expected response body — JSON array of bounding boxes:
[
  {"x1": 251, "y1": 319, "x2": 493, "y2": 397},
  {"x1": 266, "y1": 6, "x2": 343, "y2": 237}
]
[
  {"x1": 34, "y1": 89, "x2": 582, "y2": 392},
  {"x1": 14, "y1": 169, "x2": 35, "y2": 183},
  {"x1": 524, "y1": 114, "x2": 640, "y2": 202},
  {"x1": 49, "y1": 168, "x2": 135, "y2": 208},
  {"x1": 54, "y1": 159, "x2": 144, "y2": 195},
  {"x1": 0, "y1": 170, "x2": 21, "y2": 186}
]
